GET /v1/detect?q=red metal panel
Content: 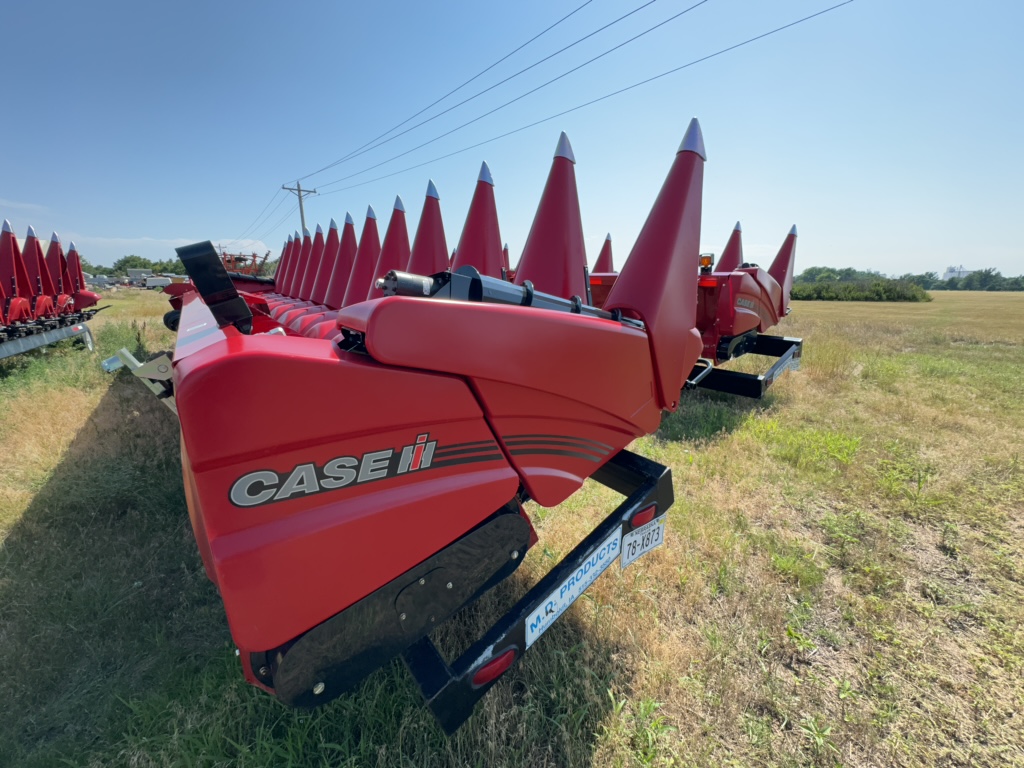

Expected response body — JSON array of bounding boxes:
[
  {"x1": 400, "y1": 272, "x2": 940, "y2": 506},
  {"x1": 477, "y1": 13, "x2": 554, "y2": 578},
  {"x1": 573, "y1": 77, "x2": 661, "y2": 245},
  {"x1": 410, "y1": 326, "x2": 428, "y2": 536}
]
[
  {"x1": 173, "y1": 295, "x2": 517, "y2": 649},
  {"x1": 588, "y1": 273, "x2": 617, "y2": 309},
  {"x1": 348, "y1": 297, "x2": 659, "y2": 433}
]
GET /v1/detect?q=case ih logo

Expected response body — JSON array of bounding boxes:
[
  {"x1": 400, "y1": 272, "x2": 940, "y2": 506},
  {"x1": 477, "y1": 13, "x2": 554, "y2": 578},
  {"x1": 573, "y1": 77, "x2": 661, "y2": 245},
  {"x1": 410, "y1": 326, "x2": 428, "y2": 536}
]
[
  {"x1": 230, "y1": 434, "x2": 437, "y2": 508},
  {"x1": 736, "y1": 297, "x2": 757, "y2": 310}
]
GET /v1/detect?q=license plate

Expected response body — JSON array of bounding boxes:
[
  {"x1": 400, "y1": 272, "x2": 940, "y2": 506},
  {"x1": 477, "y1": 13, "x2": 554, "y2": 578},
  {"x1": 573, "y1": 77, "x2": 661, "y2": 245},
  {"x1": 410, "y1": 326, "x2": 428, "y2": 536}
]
[{"x1": 620, "y1": 516, "x2": 666, "y2": 569}]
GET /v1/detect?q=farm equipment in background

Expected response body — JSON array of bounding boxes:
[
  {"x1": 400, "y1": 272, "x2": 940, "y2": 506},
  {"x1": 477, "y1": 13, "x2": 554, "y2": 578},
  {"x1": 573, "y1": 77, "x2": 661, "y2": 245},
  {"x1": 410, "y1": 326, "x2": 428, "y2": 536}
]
[
  {"x1": 689, "y1": 222, "x2": 803, "y2": 398},
  {"x1": 109, "y1": 118, "x2": 803, "y2": 732},
  {"x1": 588, "y1": 221, "x2": 801, "y2": 399},
  {"x1": 0, "y1": 219, "x2": 103, "y2": 361},
  {"x1": 217, "y1": 246, "x2": 270, "y2": 276}
]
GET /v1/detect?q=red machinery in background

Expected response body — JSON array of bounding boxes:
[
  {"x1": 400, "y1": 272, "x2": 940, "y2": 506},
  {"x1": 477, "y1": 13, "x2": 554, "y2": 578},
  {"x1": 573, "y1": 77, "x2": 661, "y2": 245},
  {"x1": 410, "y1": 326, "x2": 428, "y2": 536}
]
[
  {"x1": 111, "y1": 119, "x2": 803, "y2": 732},
  {"x1": 688, "y1": 222, "x2": 803, "y2": 398},
  {"x1": 1, "y1": 220, "x2": 102, "y2": 360},
  {"x1": 590, "y1": 218, "x2": 801, "y2": 398},
  {"x1": 217, "y1": 247, "x2": 269, "y2": 276}
]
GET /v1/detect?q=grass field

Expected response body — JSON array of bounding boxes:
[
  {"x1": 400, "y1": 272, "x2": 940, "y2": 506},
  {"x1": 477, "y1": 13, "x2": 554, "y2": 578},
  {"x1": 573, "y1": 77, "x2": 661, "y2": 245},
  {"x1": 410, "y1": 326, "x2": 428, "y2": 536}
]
[{"x1": 1, "y1": 290, "x2": 1022, "y2": 767}]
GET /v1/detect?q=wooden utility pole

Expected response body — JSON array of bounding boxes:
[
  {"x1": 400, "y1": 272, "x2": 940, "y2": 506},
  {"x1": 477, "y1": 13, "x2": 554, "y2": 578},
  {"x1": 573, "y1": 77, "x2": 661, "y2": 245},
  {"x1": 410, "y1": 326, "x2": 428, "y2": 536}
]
[{"x1": 282, "y1": 181, "x2": 317, "y2": 232}]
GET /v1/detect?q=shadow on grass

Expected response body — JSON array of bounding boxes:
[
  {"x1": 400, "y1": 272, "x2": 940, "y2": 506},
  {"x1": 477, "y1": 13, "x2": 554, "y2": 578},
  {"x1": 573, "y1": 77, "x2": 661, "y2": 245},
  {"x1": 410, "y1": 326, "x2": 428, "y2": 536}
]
[
  {"x1": 1, "y1": 377, "x2": 622, "y2": 767},
  {"x1": 659, "y1": 387, "x2": 776, "y2": 443}
]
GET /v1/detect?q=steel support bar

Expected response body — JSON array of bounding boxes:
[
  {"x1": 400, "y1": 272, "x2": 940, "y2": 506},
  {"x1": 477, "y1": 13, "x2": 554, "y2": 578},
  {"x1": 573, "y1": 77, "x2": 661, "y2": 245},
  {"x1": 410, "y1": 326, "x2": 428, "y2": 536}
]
[
  {"x1": 402, "y1": 448, "x2": 673, "y2": 733},
  {"x1": 690, "y1": 335, "x2": 803, "y2": 399},
  {"x1": 102, "y1": 349, "x2": 178, "y2": 414},
  {"x1": 0, "y1": 322, "x2": 94, "y2": 361}
]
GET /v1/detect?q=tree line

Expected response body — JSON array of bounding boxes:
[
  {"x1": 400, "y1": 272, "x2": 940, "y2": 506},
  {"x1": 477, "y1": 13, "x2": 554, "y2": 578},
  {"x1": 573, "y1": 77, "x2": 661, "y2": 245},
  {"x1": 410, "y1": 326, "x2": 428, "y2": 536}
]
[
  {"x1": 79, "y1": 254, "x2": 185, "y2": 277},
  {"x1": 81, "y1": 253, "x2": 277, "y2": 278},
  {"x1": 796, "y1": 266, "x2": 1024, "y2": 291}
]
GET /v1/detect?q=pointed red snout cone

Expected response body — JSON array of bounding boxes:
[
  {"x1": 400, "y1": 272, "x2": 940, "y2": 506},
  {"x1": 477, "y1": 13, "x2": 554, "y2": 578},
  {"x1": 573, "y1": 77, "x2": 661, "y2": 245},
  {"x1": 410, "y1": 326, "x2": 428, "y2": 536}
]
[
  {"x1": 266, "y1": 234, "x2": 299, "y2": 308},
  {"x1": 368, "y1": 197, "x2": 411, "y2": 300},
  {"x1": 278, "y1": 224, "x2": 327, "y2": 323},
  {"x1": 451, "y1": 162, "x2": 504, "y2": 278},
  {"x1": 272, "y1": 236, "x2": 291, "y2": 287},
  {"x1": 342, "y1": 207, "x2": 382, "y2": 307},
  {"x1": 594, "y1": 233, "x2": 614, "y2": 273},
  {"x1": 0, "y1": 219, "x2": 33, "y2": 324},
  {"x1": 272, "y1": 235, "x2": 294, "y2": 294},
  {"x1": 44, "y1": 232, "x2": 74, "y2": 314},
  {"x1": 22, "y1": 227, "x2": 57, "y2": 319},
  {"x1": 297, "y1": 224, "x2": 327, "y2": 302},
  {"x1": 65, "y1": 241, "x2": 99, "y2": 310},
  {"x1": 272, "y1": 231, "x2": 302, "y2": 302},
  {"x1": 323, "y1": 213, "x2": 358, "y2": 310},
  {"x1": 270, "y1": 228, "x2": 312, "y2": 317},
  {"x1": 715, "y1": 221, "x2": 744, "y2": 273},
  {"x1": 286, "y1": 228, "x2": 313, "y2": 298},
  {"x1": 407, "y1": 180, "x2": 449, "y2": 275},
  {"x1": 604, "y1": 117, "x2": 707, "y2": 412},
  {"x1": 768, "y1": 225, "x2": 798, "y2": 317},
  {"x1": 280, "y1": 230, "x2": 305, "y2": 298},
  {"x1": 309, "y1": 219, "x2": 341, "y2": 307},
  {"x1": 514, "y1": 132, "x2": 589, "y2": 301}
]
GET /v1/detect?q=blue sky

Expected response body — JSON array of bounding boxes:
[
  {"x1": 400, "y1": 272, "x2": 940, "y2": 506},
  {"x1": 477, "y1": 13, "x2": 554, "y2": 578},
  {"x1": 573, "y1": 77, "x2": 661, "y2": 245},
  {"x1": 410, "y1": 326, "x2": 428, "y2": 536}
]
[{"x1": 1, "y1": 0, "x2": 1021, "y2": 276}]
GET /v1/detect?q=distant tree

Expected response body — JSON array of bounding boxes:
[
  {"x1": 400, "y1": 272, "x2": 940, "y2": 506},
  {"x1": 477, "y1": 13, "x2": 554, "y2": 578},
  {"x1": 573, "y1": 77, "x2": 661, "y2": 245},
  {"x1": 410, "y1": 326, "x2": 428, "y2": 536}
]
[
  {"x1": 78, "y1": 257, "x2": 115, "y2": 276},
  {"x1": 960, "y1": 268, "x2": 1004, "y2": 291},
  {"x1": 797, "y1": 265, "x2": 1023, "y2": 292},
  {"x1": 111, "y1": 254, "x2": 154, "y2": 274},
  {"x1": 898, "y1": 271, "x2": 940, "y2": 289},
  {"x1": 792, "y1": 278, "x2": 931, "y2": 302},
  {"x1": 150, "y1": 257, "x2": 186, "y2": 274},
  {"x1": 1006, "y1": 276, "x2": 1024, "y2": 291},
  {"x1": 795, "y1": 266, "x2": 884, "y2": 284}
]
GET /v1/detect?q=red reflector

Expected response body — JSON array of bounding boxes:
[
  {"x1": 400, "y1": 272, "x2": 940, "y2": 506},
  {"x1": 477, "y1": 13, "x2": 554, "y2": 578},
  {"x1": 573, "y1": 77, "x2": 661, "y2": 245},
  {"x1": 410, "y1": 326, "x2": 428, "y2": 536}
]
[
  {"x1": 471, "y1": 648, "x2": 517, "y2": 688},
  {"x1": 589, "y1": 276, "x2": 601, "y2": 284},
  {"x1": 631, "y1": 504, "x2": 657, "y2": 529},
  {"x1": 698, "y1": 278, "x2": 718, "y2": 288}
]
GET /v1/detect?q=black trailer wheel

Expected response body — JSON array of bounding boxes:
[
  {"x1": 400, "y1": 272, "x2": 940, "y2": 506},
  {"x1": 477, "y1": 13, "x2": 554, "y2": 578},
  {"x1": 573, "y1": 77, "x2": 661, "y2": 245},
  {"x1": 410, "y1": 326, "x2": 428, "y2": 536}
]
[{"x1": 163, "y1": 310, "x2": 181, "y2": 332}]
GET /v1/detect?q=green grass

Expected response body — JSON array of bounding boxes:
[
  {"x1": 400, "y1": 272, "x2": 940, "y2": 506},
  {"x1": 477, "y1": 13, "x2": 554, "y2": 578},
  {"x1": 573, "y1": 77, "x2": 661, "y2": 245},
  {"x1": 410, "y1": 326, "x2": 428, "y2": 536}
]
[{"x1": 2, "y1": 291, "x2": 1024, "y2": 766}]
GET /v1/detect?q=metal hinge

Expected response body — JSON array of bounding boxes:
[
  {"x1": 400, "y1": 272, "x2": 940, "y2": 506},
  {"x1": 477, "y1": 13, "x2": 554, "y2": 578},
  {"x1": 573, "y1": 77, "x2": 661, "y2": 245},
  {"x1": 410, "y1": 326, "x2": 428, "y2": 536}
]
[{"x1": 102, "y1": 349, "x2": 178, "y2": 415}]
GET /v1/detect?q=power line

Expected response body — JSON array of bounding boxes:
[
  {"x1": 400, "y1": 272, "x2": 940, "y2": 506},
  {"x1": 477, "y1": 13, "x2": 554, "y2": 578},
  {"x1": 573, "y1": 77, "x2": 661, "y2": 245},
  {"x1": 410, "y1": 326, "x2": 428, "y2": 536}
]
[
  {"x1": 293, "y1": 0, "x2": 596, "y2": 183},
  {"x1": 228, "y1": 190, "x2": 289, "y2": 247},
  {"x1": 296, "y1": 0, "x2": 665, "y2": 183},
  {"x1": 253, "y1": 202, "x2": 300, "y2": 246},
  {"x1": 319, "y1": 1, "x2": 855, "y2": 198},
  {"x1": 227, "y1": 188, "x2": 285, "y2": 246},
  {"x1": 317, "y1": 0, "x2": 710, "y2": 190}
]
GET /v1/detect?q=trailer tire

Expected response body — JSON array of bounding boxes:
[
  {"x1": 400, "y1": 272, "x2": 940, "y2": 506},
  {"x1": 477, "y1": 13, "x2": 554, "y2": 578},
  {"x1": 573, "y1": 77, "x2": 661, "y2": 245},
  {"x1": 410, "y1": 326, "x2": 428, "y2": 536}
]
[{"x1": 163, "y1": 310, "x2": 181, "y2": 332}]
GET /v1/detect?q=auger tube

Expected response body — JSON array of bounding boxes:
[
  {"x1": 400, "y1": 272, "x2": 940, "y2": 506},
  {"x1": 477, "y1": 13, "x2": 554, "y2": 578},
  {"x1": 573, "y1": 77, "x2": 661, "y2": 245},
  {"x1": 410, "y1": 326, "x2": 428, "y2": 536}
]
[{"x1": 381, "y1": 266, "x2": 644, "y2": 329}]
